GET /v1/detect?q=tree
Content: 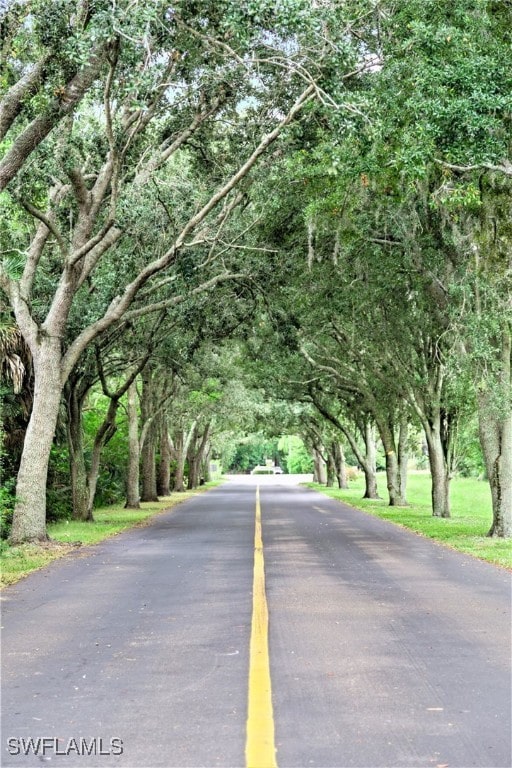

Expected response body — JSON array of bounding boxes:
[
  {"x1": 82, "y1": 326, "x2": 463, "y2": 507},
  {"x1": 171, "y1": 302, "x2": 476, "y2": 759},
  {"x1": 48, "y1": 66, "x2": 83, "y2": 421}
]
[
  {"x1": 3, "y1": 0, "x2": 356, "y2": 542},
  {"x1": 245, "y1": 0, "x2": 509, "y2": 523},
  {"x1": 370, "y1": 0, "x2": 512, "y2": 533},
  {"x1": 0, "y1": 0, "x2": 116, "y2": 190},
  {"x1": 4, "y1": 0, "x2": 509, "y2": 540}
]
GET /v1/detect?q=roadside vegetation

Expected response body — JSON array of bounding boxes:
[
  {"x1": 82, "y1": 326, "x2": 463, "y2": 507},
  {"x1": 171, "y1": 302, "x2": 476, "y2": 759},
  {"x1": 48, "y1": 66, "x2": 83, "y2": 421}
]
[
  {"x1": 307, "y1": 474, "x2": 512, "y2": 570},
  {"x1": 0, "y1": 482, "x2": 222, "y2": 587}
]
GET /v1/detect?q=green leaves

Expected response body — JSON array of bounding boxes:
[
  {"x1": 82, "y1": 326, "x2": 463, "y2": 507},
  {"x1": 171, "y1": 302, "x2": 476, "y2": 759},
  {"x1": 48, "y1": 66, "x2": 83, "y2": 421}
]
[{"x1": 375, "y1": 0, "x2": 512, "y2": 170}]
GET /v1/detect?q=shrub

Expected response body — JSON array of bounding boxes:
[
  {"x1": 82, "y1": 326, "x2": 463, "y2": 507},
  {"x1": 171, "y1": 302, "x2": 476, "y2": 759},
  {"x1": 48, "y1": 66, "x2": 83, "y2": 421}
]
[
  {"x1": 0, "y1": 478, "x2": 15, "y2": 539},
  {"x1": 345, "y1": 466, "x2": 360, "y2": 482}
]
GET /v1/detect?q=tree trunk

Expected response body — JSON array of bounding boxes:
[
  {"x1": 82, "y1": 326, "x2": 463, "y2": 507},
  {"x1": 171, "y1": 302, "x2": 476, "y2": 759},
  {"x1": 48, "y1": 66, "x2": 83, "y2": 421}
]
[
  {"x1": 0, "y1": 44, "x2": 108, "y2": 191},
  {"x1": 378, "y1": 420, "x2": 408, "y2": 507},
  {"x1": 312, "y1": 447, "x2": 327, "y2": 484},
  {"x1": 312, "y1": 451, "x2": 320, "y2": 482},
  {"x1": 187, "y1": 424, "x2": 210, "y2": 490},
  {"x1": 398, "y1": 413, "x2": 409, "y2": 505},
  {"x1": 10, "y1": 340, "x2": 62, "y2": 543},
  {"x1": 326, "y1": 447, "x2": 336, "y2": 487},
  {"x1": 478, "y1": 330, "x2": 512, "y2": 538},
  {"x1": 141, "y1": 422, "x2": 158, "y2": 501},
  {"x1": 362, "y1": 422, "x2": 379, "y2": 499},
  {"x1": 202, "y1": 447, "x2": 211, "y2": 484},
  {"x1": 333, "y1": 441, "x2": 348, "y2": 489},
  {"x1": 87, "y1": 445, "x2": 102, "y2": 518},
  {"x1": 187, "y1": 454, "x2": 199, "y2": 490},
  {"x1": 384, "y1": 449, "x2": 406, "y2": 507},
  {"x1": 173, "y1": 431, "x2": 186, "y2": 492},
  {"x1": 0, "y1": 57, "x2": 48, "y2": 141},
  {"x1": 140, "y1": 369, "x2": 158, "y2": 502},
  {"x1": 424, "y1": 419, "x2": 451, "y2": 518},
  {"x1": 66, "y1": 384, "x2": 92, "y2": 521},
  {"x1": 125, "y1": 381, "x2": 140, "y2": 509},
  {"x1": 309, "y1": 398, "x2": 378, "y2": 497},
  {"x1": 157, "y1": 417, "x2": 171, "y2": 496}
]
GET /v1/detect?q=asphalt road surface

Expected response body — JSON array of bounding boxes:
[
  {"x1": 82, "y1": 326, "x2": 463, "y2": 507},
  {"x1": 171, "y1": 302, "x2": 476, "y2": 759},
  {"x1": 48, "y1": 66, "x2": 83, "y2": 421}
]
[{"x1": 1, "y1": 477, "x2": 511, "y2": 768}]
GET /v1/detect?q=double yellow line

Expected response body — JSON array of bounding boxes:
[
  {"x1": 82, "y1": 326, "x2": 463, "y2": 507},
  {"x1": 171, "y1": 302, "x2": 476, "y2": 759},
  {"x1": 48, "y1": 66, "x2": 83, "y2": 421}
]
[{"x1": 245, "y1": 486, "x2": 277, "y2": 768}]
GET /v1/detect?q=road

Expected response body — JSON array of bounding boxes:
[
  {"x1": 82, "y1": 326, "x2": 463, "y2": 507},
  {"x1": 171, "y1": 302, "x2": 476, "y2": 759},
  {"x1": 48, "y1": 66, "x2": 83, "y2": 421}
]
[{"x1": 1, "y1": 477, "x2": 511, "y2": 768}]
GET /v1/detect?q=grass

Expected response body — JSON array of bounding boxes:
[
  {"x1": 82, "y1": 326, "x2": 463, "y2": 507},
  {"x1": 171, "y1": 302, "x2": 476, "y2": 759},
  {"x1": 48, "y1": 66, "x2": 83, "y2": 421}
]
[
  {"x1": 305, "y1": 473, "x2": 512, "y2": 570},
  {"x1": 0, "y1": 481, "x2": 223, "y2": 588}
]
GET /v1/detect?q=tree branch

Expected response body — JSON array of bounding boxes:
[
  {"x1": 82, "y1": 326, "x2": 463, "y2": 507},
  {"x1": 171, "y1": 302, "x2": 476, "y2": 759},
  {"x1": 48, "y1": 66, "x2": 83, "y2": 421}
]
[
  {"x1": 0, "y1": 57, "x2": 50, "y2": 141},
  {"x1": 70, "y1": 219, "x2": 116, "y2": 269},
  {"x1": 0, "y1": 43, "x2": 109, "y2": 191},
  {"x1": 132, "y1": 92, "x2": 227, "y2": 187},
  {"x1": 435, "y1": 158, "x2": 512, "y2": 177},
  {"x1": 60, "y1": 84, "x2": 316, "y2": 381},
  {"x1": 76, "y1": 227, "x2": 123, "y2": 289},
  {"x1": 300, "y1": 344, "x2": 358, "y2": 390},
  {"x1": 122, "y1": 272, "x2": 247, "y2": 321},
  {"x1": 20, "y1": 200, "x2": 69, "y2": 258}
]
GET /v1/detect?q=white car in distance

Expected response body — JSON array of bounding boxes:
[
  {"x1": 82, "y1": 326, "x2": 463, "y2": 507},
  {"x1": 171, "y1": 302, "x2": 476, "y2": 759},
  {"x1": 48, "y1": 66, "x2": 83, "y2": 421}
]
[{"x1": 250, "y1": 465, "x2": 283, "y2": 475}]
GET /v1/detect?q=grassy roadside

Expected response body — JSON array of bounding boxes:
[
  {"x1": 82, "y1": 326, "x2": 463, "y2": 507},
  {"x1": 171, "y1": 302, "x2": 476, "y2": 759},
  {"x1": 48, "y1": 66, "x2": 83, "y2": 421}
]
[
  {"x1": 305, "y1": 474, "x2": 512, "y2": 570},
  {"x1": 0, "y1": 481, "x2": 223, "y2": 588}
]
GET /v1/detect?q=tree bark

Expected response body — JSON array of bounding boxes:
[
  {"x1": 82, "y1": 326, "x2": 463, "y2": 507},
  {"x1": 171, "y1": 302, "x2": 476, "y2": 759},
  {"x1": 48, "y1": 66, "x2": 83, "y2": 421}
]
[
  {"x1": 478, "y1": 330, "x2": 512, "y2": 537},
  {"x1": 333, "y1": 442, "x2": 348, "y2": 489},
  {"x1": 362, "y1": 422, "x2": 379, "y2": 499},
  {"x1": 424, "y1": 417, "x2": 452, "y2": 518},
  {"x1": 0, "y1": 45, "x2": 108, "y2": 191},
  {"x1": 141, "y1": 423, "x2": 158, "y2": 501},
  {"x1": 409, "y1": 373, "x2": 455, "y2": 519},
  {"x1": 187, "y1": 454, "x2": 199, "y2": 490},
  {"x1": 66, "y1": 382, "x2": 92, "y2": 521},
  {"x1": 173, "y1": 431, "x2": 186, "y2": 492},
  {"x1": 398, "y1": 413, "x2": 409, "y2": 505},
  {"x1": 140, "y1": 368, "x2": 158, "y2": 502},
  {"x1": 9, "y1": 339, "x2": 62, "y2": 543},
  {"x1": 312, "y1": 451, "x2": 320, "y2": 483},
  {"x1": 326, "y1": 446, "x2": 336, "y2": 487},
  {"x1": 201, "y1": 446, "x2": 211, "y2": 484},
  {"x1": 312, "y1": 447, "x2": 327, "y2": 484},
  {"x1": 0, "y1": 57, "x2": 49, "y2": 141},
  {"x1": 125, "y1": 382, "x2": 140, "y2": 509},
  {"x1": 157, "y1": 416, "x2": 172, "y2": 496},
  {"x1": 377, "y1": 419, "x2": 408, "y2": 507},
  {"x1": 187, "y1": 424, "x2": 210, "y2": 490},
  {"x1": 384, "y1": 449, "x2": 406, "y2": 507}
]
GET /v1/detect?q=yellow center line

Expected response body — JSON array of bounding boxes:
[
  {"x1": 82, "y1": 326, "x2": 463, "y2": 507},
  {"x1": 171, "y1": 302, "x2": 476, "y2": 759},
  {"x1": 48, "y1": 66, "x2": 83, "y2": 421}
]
[{"x1": 245, "y1": 485, "x2": 277, "y2": 768}]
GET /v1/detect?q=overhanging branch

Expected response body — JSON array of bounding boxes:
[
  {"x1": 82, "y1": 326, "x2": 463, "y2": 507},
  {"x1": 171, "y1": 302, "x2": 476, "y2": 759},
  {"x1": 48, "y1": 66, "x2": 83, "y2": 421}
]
[
  {"x1": 435, "y1": 158, "x2": 512, "y2": 177},
  {"x1": 122, "y1": 272, "x2": 247, "y2": 321}
]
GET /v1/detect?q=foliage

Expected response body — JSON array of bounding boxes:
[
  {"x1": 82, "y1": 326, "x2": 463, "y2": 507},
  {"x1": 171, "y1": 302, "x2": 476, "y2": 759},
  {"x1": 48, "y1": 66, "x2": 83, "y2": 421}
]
[
  {"x1": 278, "y1": 435, "x2": 313, "y2": 473},
  {"x1": 454, "y1": 415, "x2": 486, "y2": 478},
  {"x1": 227, "y1": 434, "x2": 280, "y2": 472},
  {"x1": 82, "y1": 392, "x2": 129, "y2": 507},
  {"x1": 0, "y1": 477, "x2": 16, "y2": 540}
]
